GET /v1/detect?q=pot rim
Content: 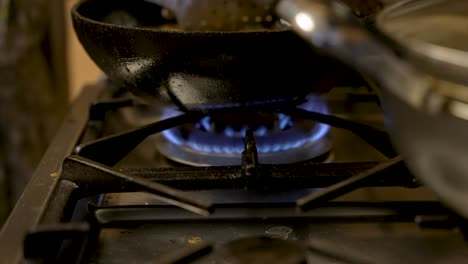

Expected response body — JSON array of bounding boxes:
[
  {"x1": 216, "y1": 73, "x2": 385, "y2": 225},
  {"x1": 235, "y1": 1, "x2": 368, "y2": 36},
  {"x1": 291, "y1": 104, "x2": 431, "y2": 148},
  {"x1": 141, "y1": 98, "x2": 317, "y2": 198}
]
[{"x1": 376, "y1": 0, "x2": 468, "y2": 121}]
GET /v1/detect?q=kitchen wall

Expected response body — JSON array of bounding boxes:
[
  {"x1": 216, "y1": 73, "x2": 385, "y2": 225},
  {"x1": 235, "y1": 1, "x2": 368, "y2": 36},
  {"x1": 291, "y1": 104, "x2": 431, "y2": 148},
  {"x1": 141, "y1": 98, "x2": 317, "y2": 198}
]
[{"x1": 66, "y1": 0, "x2": 102, "y2": 100}]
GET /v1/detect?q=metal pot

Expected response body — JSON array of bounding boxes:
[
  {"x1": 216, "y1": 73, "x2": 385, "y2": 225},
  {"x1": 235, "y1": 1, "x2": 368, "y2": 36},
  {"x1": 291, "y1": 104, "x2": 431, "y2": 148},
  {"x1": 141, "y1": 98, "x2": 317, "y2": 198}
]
[{"x1": 277, "y1": 0, "x2": 468, "y2": 217}]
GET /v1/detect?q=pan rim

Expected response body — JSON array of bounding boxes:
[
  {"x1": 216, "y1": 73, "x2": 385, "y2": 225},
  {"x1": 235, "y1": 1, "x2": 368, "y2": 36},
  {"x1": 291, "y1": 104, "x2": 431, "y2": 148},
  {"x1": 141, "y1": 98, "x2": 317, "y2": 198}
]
[
  {"x1": 71, "y1": 0, "x2": 289, "y2": 36},
  {"x1": 376, "y1": 0, "x2": 468, "y2": 86}
]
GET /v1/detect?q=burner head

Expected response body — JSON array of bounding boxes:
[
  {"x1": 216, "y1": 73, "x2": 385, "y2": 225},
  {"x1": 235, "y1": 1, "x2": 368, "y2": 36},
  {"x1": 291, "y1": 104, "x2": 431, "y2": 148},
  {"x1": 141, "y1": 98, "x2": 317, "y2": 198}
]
[
  {"x1": 155, "y1": 96, "x2": 332, "y2": 166},
  {"x1": 218, "y1": 236, "x2": 306, "y2": 264}
]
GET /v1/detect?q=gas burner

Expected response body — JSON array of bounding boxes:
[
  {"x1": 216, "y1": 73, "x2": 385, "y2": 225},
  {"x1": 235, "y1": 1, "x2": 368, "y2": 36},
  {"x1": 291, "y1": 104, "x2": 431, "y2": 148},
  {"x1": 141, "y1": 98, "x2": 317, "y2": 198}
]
[
  {"x1": 155, "y1": 96, "x2": 332, "y2": 166},
  {"x1": 217, "y1": 236, "x2": 306, "y2": 264}
]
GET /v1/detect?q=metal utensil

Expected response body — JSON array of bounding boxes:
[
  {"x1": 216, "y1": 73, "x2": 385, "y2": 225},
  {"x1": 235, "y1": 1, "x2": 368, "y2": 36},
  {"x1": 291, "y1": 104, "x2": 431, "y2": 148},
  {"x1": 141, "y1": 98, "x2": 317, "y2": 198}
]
[{"x1": 277, "y1": 0, "x2": 468, "y2": 218}]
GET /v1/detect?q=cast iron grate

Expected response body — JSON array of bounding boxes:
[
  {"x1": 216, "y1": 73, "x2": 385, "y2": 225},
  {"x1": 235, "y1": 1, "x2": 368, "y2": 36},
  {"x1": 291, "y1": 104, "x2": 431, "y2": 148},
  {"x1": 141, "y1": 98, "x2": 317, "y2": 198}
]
[{"x1": 23, "y1": 93, "x2": 461, "y2": 263}]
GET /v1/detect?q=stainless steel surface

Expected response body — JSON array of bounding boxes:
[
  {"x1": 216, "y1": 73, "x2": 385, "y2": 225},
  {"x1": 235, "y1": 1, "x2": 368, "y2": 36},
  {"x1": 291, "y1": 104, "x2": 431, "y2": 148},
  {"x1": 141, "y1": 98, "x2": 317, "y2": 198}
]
[
  {"x1": 276, "y1": 0, "x2": 468, "y2": 218},
  {"x1": 378, "y1": 0, "x2": 468, "y2": 87},
  {"x1": 276, "y1": 0, "x2": 431, "y2": 113}
]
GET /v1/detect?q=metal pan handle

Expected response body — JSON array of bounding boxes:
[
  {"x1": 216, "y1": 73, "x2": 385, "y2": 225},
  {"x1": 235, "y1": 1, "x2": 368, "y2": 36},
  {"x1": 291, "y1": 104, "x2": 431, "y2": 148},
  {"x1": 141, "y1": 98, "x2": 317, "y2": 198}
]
[{"x1": 276, "y1": 0, "x2": 468, "y2": 121}]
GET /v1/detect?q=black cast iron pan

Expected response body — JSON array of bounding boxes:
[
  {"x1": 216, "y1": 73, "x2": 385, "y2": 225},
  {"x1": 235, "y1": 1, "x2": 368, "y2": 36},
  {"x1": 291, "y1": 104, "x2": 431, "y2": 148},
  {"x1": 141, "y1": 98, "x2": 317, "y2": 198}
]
[{"x1": 72, "y1": 0, "x2": 361, "y2": 111}]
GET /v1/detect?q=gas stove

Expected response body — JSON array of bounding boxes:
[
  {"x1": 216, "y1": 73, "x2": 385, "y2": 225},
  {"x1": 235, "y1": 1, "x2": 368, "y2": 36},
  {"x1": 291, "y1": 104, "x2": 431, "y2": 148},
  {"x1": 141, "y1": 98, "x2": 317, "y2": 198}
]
[{"x1": 1, "y1": 79, "x2": 468, "y2": 263}]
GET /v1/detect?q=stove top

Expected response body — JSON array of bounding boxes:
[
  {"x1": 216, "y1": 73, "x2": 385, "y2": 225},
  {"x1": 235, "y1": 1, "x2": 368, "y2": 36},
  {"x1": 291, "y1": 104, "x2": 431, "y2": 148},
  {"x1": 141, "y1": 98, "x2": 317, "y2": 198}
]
[{"x1": 1, "y1": 79, "x2": 467, "y2": 264}]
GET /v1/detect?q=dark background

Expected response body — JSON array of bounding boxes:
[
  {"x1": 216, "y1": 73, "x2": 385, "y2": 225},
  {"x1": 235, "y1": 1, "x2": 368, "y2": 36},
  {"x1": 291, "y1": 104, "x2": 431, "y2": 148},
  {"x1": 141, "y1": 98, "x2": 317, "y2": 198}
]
[{"x1": 0, "y1": 0, "x2": 68, "y2": 224}]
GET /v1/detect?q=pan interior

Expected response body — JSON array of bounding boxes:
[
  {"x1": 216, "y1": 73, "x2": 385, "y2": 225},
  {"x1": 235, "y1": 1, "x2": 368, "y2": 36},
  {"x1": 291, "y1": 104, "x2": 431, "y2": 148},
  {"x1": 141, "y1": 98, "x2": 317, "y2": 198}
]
[
  {"x1": 74, "y1": 0, "x2": 170, "y2": 28},
  {"x1": 379, "y1": 0, "x2": 468, "y2": 52},
  {"x1": 377, "y1": 0, "x2": 468, "y2": 85},
  {"x1": 73, "y1": 0, "x2": 284, "y2": 33}
]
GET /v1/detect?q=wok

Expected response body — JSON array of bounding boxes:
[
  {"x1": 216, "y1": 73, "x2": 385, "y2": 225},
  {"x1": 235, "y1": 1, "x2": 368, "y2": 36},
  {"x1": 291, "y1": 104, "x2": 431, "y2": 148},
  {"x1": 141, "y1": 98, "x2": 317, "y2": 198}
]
[
  {"x1": 277, "y1": 0, "x2": 468, "y2": 218},
  {"x1": 72, "y1": 0, "x2": 359, "y2": 111}
]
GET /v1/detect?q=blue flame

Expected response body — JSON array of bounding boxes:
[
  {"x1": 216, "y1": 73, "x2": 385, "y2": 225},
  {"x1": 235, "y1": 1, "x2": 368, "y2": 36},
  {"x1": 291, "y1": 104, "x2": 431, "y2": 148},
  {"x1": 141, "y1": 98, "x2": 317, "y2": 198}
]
[
  {"x1": 278, "y1": 113, "x2": 291, "y2": 130},
  {"x1": 256, "y1": 126, "x2": 267, "y2": 137},
  {"x1": 199, "y1": 116, "x2": 211, "y2": 132},
  {"x1": 225, "y1": 127, "x2": 235, "y2": 137},
  {"x1": 161, "y1": 95, "x2": 330, "y2": 155}
]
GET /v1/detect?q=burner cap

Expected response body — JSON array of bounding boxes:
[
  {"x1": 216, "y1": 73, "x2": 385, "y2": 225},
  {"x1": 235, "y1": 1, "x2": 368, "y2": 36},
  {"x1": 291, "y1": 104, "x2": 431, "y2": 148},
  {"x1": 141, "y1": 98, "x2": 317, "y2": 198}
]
[
  {"x1": 155, "y1": 95, "x2": 332, "y2": 166},
  {"x1": 218, "y1": 236, "x2": 307, "y2": 264}
]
